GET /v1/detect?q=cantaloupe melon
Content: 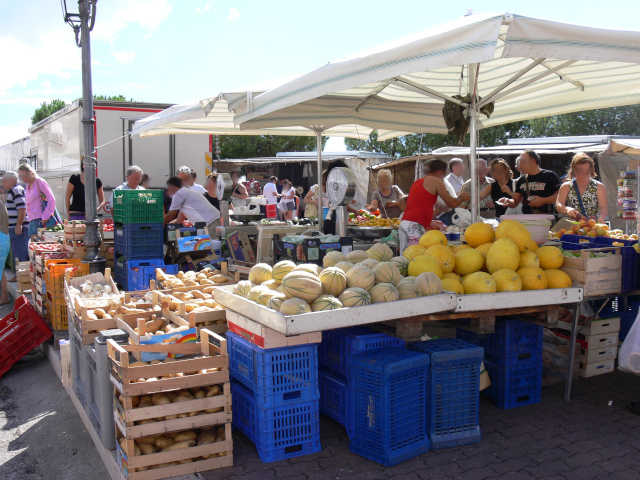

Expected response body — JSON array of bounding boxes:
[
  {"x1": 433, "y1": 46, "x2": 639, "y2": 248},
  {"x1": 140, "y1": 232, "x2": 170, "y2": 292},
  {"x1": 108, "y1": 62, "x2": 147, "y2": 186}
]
[
  {"x1": 262, "y1": 279, "x2": 279, "y2": 291},
  {"x1": 248, "y1": 285, "x2": 269, "y2": 302},
  {"x1": 276, "y1": 284, "x2": 285, "y2": 294},
  {"x1": 518, "y1": 251, "x2": 540, "y2": 269},
  {"x1": 266, "y1": 294, "x2": 287, "y2": 311},
  {"x1": 408, "y1": 255, "x2": 443, "y2": 278},
  {"x1": 334, "y1": 261, "x2": 354, "y2": 273},
  {"x1": 495, "y1": 220, "x2": 531, "y2": 252},
  {"x1": 462, "y1": 272, "x2": 497, "y2": 294},
  {"x1": 372, "y1": 262, "x2": 403, "y2": 285},
  {"x1": 415, "y1": 272, "x2": 443, "y2": 296},
  {"x1": 323, "y1": 250, "x2": 346, "y2": 268},
  {"x1": 370, "y1": 283, "x2": 400, "y2": 303},
  {"x1": 517, "y1": 266, "x2": 548, "y2": 290},
  {"x1": 272, "y1": 260, "x2": 296, "y2": 284},
  {"x1": 257, "y1": 290, "x2": 281, "y2": 306},
  {"x1": 319, "y1": 267, "x2": 347, "y2": 297},
  {"x1": 236, "y1": 280, "x2": 253, "y2": 297},
  {"x1": 345, "y1": 264, "x2": 376, "y2": 291},
  {"x1": 425, "y1": 245, "x2": 456, "y2": 273},
  {"x1": 248, "y1": 263, "x2": 273, "y2": 285},
  {"x1": 292, "y1": 263, "x2": 322, "y2": 276},
  {"x1": 345, "y1": 250, "x2": 369, "y2": 263},
  {"x1": 232, "y1": 285, "x2": 240, "y2": 295},
  {"x1": 441, "y1": 278, "x2": 464, "y2": 295},
  {"x1": 390, "y1": 256, "x2": 410, "y2": 277},
  {"x1": 464, "y1": 222, "x2": 495, "y2": 247},
  {"x1": 403, "y1": 244, "x2": 426, "y2": 260},
  {"x1": 454, "y1": 248, "x2": 485, "y2": 276},
  {"x1": 398, "y1": 275, "x2": 417, "y2": 284},
  {"x1": 279, "y1": 297, "x2": 311, "y2": 315},
  {"x1": 367, "y1": 243, "x2": 394, "y2": 262},
  {"x1": 338, "y1": 287, "x2": 372, "y2": 307},
  {"x1": 545, "y1": 269, "x2": 572, "y2": 288},
  {"x1": 360, "y1": 258, "x2": 380, "y2": 270},
  {"x1": 281, "y1": 270, "x2": 324, "y2": 302},
  {"x1": 535, "y1": 246, "x2": 564, "y2": 270},
  {"x1": 491, "y1": 269, "x2": 522, "y2": 292},
  {"x1": 485, "y1": 238, "x2": 520, "y2": 274},
  {"x1": 312, "y1": 294, "x2": 343, "y2": 311},
  {"x1": 419, "y1": 230, "x2": 447, "y2": 249},
  {"x1": 397, "y1": 281, "x2": 420, "y2": 299}
]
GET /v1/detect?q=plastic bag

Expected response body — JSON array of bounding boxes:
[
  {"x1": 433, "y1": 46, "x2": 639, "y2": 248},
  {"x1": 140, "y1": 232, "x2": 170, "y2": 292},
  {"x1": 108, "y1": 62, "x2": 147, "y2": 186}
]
[{"x1": 618, "y1": 309, "x2": 640, "y2": 375}]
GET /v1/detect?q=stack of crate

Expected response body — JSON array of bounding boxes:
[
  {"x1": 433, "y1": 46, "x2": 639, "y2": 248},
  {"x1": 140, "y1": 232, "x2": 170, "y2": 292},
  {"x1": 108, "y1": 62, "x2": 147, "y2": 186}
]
[
  {"x1": 317, "y1": 326, "x2": 405, "y2": 439},
  {"x1": 15, "y1": 261, "x2": 31, "y2": 293},
  {"x1": 457, "y1": 318, "x2": 543, "y2": 409},
  {"x1": 45, "y1": 259, "x2": 89, "y2": 333},
  {"x1": 64, "y1": 220, "x2": 87, "y2": 259},
  {"x1": 108, "y1": 329, "x2": 233, "y2": 478},
  {"x1": 100, "y1": 218, "x2": 115, "y2": 270},
  {"x1": 227, "y1": 330, "x2": 321, "y2": 462},
  {"x1": 112, "y1": 190, "x2": 165, "y2": 290},
  {"x1": 28, "y1": 241, "x2": 70, "y2": 319}
]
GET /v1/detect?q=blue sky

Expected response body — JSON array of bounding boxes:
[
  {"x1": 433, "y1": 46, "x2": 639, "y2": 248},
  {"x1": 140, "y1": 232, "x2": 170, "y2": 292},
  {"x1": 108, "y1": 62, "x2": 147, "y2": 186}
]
[{"x1": 1, "y1": 0, "x2": 639, "y2": 148}]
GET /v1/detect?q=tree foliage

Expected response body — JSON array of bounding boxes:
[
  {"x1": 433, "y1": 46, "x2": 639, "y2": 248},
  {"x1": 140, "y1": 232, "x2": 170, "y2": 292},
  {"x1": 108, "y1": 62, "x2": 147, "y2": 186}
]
[
  {"x1": 219, "y1": 135, "x2": 327, "y2": 159},
  {"x1": 31, "y1": 99, "x2": 67, "y2": 125},
  {"x1": 93, "y1": 94, "x2": 133, "y2": 101}
]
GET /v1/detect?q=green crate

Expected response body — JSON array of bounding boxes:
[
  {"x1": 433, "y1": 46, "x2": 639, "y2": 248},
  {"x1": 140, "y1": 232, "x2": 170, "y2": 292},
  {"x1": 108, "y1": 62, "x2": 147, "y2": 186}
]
[{"x1": 112, "y1": 189, "x2": 164, "y2": 224}]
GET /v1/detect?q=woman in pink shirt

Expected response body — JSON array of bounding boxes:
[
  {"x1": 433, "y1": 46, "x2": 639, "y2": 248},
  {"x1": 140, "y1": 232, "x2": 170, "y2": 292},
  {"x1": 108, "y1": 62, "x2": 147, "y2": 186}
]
[{"x1": 18, "y1": 164, "x2": 60, "y2": 239}]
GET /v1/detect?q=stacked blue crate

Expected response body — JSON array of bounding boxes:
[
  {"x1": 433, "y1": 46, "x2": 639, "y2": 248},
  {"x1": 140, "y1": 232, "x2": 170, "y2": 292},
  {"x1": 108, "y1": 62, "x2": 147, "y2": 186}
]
[
  {"x1": 318, "y1": 326, "x2": 405, "y2": 439},
  {"x1": 227, "y1": 331, "x2": 321, "y2": 462},
  {"x1": 407, "y1": 338, "x2": 483, "y2": 449},
  {"x1": 113, "y1": 223, "x2": 165, "y2": 290},
  {"x1": 457, "y1": 318, "x2": 543, "y2": 409},
  {"x1": 348, "y1": 347, "x2": 431, "y2": 466}
]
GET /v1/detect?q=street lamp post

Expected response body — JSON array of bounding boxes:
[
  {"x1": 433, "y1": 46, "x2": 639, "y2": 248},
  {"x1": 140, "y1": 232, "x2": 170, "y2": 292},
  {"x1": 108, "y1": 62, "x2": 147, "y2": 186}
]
[{"x1": 62, "y1": 0, "x2": 105, "y2": 273}]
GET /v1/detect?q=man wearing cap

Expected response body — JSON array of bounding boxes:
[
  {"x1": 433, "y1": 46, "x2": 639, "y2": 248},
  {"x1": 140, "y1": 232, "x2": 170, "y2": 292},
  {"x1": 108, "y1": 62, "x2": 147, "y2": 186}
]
[{"x1": 2, "y1": 171, "x2": 29, "y2": 277}]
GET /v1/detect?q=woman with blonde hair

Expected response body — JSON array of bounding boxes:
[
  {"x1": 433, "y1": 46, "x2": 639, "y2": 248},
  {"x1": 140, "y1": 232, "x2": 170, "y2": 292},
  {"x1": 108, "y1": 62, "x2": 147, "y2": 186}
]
[
  {"x1": 18, "y1": 164, "x2": 61, "y2": 239},
  {"x1": 366, "y1": 169, "x2": 404, "y2": 218},
  {"x1": 555, "y1": 152, "x2": 607, "y2": 222}
]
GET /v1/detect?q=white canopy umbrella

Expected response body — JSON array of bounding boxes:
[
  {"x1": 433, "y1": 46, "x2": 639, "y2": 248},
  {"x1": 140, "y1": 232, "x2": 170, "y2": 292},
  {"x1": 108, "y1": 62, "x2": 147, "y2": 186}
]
[{"x1": 236, "y1": 12, "x2": 640, "y2": 222}]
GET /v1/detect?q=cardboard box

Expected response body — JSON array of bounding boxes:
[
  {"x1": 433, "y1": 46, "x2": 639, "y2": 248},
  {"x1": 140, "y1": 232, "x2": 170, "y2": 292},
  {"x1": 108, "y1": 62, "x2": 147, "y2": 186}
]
[
  {"x1": 557, "y1": 316, "x2": 621, "y2": 336},
  {"x1": 176, "y1": 235, "x2": 212, "y2": 253},
  {"x1": 479, "y1": 362, "x2": 490, "y2": 391},
  {"x1": 226, "y1": 231, "x2": 256, "y2": 263},
  {"x1": 226, "y1": 310, "x2": 321, "y2": 349},
  {"x1": 273, "y1": 237, "x2": 354, "y2": 266},
  {"x1": 579, "y1": 359, "x2": 615, "y2": 377},
  {"x1": 580, "y1": 345, "x2": 618, "y2": 364},
  {"x1": 553, "y1": 330, "x2": 619, "y2": 350}
]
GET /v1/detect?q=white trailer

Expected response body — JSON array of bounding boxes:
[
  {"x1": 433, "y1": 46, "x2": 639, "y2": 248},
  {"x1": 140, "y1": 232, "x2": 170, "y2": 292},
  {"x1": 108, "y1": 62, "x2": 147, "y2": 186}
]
[{"x1": 27, "y1": 100, "x2": 210, "y2": 217}]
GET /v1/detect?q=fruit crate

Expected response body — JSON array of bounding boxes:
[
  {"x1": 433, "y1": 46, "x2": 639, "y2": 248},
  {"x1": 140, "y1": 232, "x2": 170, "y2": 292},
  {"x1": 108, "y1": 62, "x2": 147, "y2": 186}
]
[
  {"x1": 127, "y1": 259, "x2": 178, "y2": 291},
  {"x1": 226, "y1": 331, "x2": 319, "y2": 408},
  {"x1": 112, "y1": 189, "x2": 164, "y2": 224},
  {"x1": 319, "y1": 368, "x2": 355, "y2": 439},
  {"x1": 456, "y1": 319, "x2": 543, "y2": 365},
  {"x1": 114, "y1": 223, "x2": 164, "y2": 259},
  {"x1": 348, "y1": 347, "x2": 430, "y2": 467},
  {"x1": 407, "y1": 338, "x2": 483, "y2": 449},
  {"x1": 318, "y1": 326, "x2": 405, "y2": 377},
  {"x1": 231, "y1": 379, "x2": 321, "y2": 463},
  {"x1": 46, "y1": 300, "x2": 68, "y2": 331},
  {"x1": 483, "y1": 357, "x2": 542, "y2": 409},
  {"x1": 0, "y1": 296, "x2": 52, "y2": 377},
  {"x1": 45, "y1": 259, "x2": 90, "y2": 301}
]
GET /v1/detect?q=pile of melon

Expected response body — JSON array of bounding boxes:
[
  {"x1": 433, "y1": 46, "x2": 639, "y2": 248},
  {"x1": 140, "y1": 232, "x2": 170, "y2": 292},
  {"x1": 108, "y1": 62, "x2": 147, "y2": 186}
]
[
  {"x1": 232, "y1": 243, "x2": 444, "y2": 315},
  {"x1": 404, "y1": 221, "x2": 572, "y2": 295}
]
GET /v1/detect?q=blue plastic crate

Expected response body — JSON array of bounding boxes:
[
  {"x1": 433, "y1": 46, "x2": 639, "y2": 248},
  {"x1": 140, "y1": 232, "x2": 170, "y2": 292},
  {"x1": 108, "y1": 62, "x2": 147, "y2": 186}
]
[
  {"x1": 348, "y1": 347, "x2": 430, "y2": 467},
  {"x1": 114, "y1": 223, "x2": 164, "y2": 259},
  {"x1": 483, "y1": 358, "x2": 542, "y2": 409},
  {"x1": 319, "y1": 326, "x2": 405, "y2": 377},
  {"x1": 231, "y1": 380, "x2": 321, "y2": 463},
  {"x1": 560, "y1": 234, "x2": 593, "y2": 251},
  {"x1": 407, "y1": 338, "x2": 483, "y2": 450},
  {"x1": 227, "y1": 331, "x2": 319, "y2": 408},
  {"x1": 319, "y1": 368, "x2": 355, "y2": 439},
  {"x1": 126, "y1": 259, "x2": 177, "y2": 291},
  {"x1": 456, "y1": 319, "x2": 543, "y2": 364},
  {"x1": 114, "y1": 262, "x2": 129, "y2": 290}
]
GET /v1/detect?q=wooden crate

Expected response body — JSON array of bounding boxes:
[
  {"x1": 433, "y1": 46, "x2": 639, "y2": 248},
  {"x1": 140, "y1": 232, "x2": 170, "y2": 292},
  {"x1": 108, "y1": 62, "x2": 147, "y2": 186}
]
[
  {"x1": 561, "y1": 247, "x2": 622, "y2": 297},
  {"x1": 157, "y1": 263, "x2": 238, "y2": 293},
  {"x1": 64, "y1": 220, "x2": 86, "y2": 235},
  {"x1": 115, "y1": 310, "x2": 195, "y2": 346},
  {"x1": 154, "y1": 292, "x2": 227, "y2": 335}
]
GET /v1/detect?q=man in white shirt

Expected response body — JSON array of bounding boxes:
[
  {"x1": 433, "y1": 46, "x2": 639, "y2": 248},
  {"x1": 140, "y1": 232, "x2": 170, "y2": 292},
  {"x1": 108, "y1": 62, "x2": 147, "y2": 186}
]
[
  {"x1": 109, "y1": 165, "x2": 144, "y2": 209},
  {"x1": 176, "y1": 166, "x2": 206, "y2": 194},
  {"x1": 444, "y1": 158, "x2": 465, "y2": 194},
  {"x1": 434, "y1": 175, "x2": 459, "y2": 225},
  {"x1": 164, "y1": 177, "x2": 220, "y2": 239},
  {"x1": 189, "y1": 169, "x2": 206, "y2": 194},
  {"x1": 262, "y1": 176, "x2": 280, "y2": 205}
]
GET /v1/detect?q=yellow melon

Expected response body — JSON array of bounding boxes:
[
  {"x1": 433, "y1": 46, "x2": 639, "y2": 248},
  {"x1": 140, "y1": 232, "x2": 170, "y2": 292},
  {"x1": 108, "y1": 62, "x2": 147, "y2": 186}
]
[
  {"x1": 462, "y1": 272, "x2": 497, "y2": 294},
  {"x1": 475, "y1": 242, "x2": 494, "y2": 259},
  {"x1": 272, "y1": 260, "x2": 296, "y2": 284},
  {"x1": 525, "y1": 239, "x2": 539, "y2": 252},
  {"x1": 425, "y1": 245, "x2": 456, "y2": 273},
  {"x1": 373, "y1": 262, "x2": 403, "y2": 285},
  {"x1": 338, "y1": 287, "x2": 371, "y2": 307},
  {"x1": 403, "y1": 245, "x2": 427, "y2": 260},
  {"x1": 390, "y1": 256, "x2": 410, "y2": 277},
  {"x1": 495, "y1": 220, "x2": 532, "y2": 253},
  {"x1": 319, "y1": 267, "x2": 347, "y2": 297},
  {"x1": 397, "y1": 281, "x2": 420, "y2": 299},
  {"x1": 323, "y1": 250, "x2": 346, "y2": 268},
  {"x1": 519, "y1": 251, "x2": 540, "y2": 269},
  {"x1": 535, "y1": 246, "x2": 564, "y2": 270},
  {"x1": 441, "y1": 278, "x2": 464, "y2": 295},
  {"x1": 408, "y1": 255, "x2": 443, "y2": 279},
  {"x1": 248, "y1": 263, "x2": 273, "y2": 285},
  {"x1": 312, "y1": 294, "x2": 343, "y2": 311},
  {"x1": 443, "y1": 272, "x2": 462, "y2": 282},
  {"x1": 266, "y1": 294, "x2": 287, "y2": 311},
  {"x1": 545, "y1": 269, "x2": 573, "y2": 288},
  {"x1": 281, "y1": 270, "x2": 324, "y2": 302},
  {"x1": 415, "y1": 272, "x2": 443, "y2": 296},
  {"x1": 485, "y1": 238, "x2": 520, "y2": 274},
  {"x1": 454, "y1": 248, "x2": 485, "y2": 276},
  {"x1": 370, "y1": 283, "x2": 400, "y2": 303},
  {"x1": 345, "y1": 250, "x2": 369, "y2": 263},
  {"x1": 517, "y1": 267, "x2": 548, "y2": 290},
  {"x1": 419, "y1": 230, "x2": 447, "y2": 249},
  {"x1": 491, "y1": 269, "x2": 522, "y2": 292},
  {"x1": 345, "y1": 264, "x2": 376, "y2": 291},
  {"x1": 367, "y1": 243, "x2": 394, "y2": 262},
  {"x1": 453, "y1": 244, "x2": 472, "y2": 254},
  {"x1": 279, "y1": 297, "x2": 312, "y2": 315},
  {"x1": 464, "y1": 222, "x2": 495, "y2": 247}
]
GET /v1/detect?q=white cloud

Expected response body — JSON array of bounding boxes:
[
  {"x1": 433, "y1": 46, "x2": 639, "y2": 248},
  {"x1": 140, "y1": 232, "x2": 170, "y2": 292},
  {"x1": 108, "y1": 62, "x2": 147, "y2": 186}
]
[
  {"x1": 40, "y1": 80, "x2": 52, "y2": 90},
  {"x1": 204, "y1": 3, "x2": 211, "y2": 11},
  {"x1": 92, "y1": 0, "x2": 173, "y2": 44},
  {"x1": 227, "y1": 7, "x2": 240, "y2": 22},
  {"x1": 143, "y1": 34, "x2": 153, "y2": 43},
  {"x1": 112, "y1": 51, "x2": 135, "y2": 63}
]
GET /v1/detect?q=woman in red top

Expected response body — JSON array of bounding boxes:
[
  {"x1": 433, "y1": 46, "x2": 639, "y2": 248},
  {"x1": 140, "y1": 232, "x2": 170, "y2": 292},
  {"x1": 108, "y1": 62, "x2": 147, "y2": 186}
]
[{"x1": 400, "y1": 159, "x2": 469, "y2": 252}]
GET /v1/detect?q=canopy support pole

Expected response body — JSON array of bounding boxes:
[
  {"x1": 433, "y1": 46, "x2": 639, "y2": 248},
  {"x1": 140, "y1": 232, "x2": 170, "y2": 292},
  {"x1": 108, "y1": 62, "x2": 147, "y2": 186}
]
[
  {"x1": 469, "y1": 63, "x2": 480, "y2": 224},
  {"x1": 315, "y1": 127, "x2": 324, "y2": 232}
]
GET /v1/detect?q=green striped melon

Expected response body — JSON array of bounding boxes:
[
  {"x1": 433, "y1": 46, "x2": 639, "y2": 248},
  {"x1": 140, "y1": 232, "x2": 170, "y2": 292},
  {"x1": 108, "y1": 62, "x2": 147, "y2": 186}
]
[
  {"x1": 334, "y1": 261, "x2": 354, "y2": 273},
  {"x1": 319, "y1": 267, "x2": 347, "y2": 297},
  {"x1": 262, "y1": 279, "x2": 279, "y2": 291},
  {"x1": 345, "y1": 250, "x2": 369, "y2": 262},
  {"x1": 292, "y1": 263, "x2": 322, "y2": 276},
  {"x1": 279, "y1": 297, "x2": 311, "y2": 315},
  {"x1": 390, "y1": 256, "x2": 410, "y2": 277},
  {"x1": 373, "y1": 262, "x2": 403, "y2": 285},
  {"x1": 338, "y1": 287, "x2": 371, "y2": 307},
  {"x1": 312, "y1": 294, "x2": 343, "y2": 311},
  {"x1": 397, "y1": 281, "x2": 420, "y2": 299},
  {"x1": 236, "y1": 280, "x2": 254, "y2": 297},
  {"x1": 266, "y1": 293, "x2": 287, "y2": 311},
  {"x1": 415, "y1": 272, "x2": 443, "y2": 296},
  {"x1": 345, "y1": 264, "x2": 376, "y2": 291},
  {"x1": 248, "y1": 285, "x2": 269, "y2": 302},
  {"x1": 276, "y1": 284, "x2": 285, "y2": 294},
  {"x1": 272, "y1": 260, "x2": 296, "y2": 284},
  {"x1": 360, "y1": 258, "x2": 380, "y2": 270},
  {"x1": 248, "y1": 263, "x2": 273, "y2": 285},
  {"x1": 281, "y1": 270, "x2": 323, "y2": 302},
  {"x1": 370, "y1": 283, "x2": 400, "y2": 303},
  {"x1": 257, "y1": 290, "x2": 281, "y2": 306},
  {"x1": 397, "y1": 276, "x2": 417, "y2": 285},
  {"x1": 323, "y1": 250, "x2": 346, "y2": 268},
  {"x1": 367, "y1": 243, "x2": 393, "y2": 262},
  {"x1": 232, "y1": 285, "x2": 240, "y2": 295}
]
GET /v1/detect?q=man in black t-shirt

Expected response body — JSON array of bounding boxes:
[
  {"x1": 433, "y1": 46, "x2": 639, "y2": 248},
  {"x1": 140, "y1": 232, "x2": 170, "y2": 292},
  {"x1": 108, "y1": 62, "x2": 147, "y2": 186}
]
[{"x1": 500, "y1": 149, "x2": 561, "y2": 215}]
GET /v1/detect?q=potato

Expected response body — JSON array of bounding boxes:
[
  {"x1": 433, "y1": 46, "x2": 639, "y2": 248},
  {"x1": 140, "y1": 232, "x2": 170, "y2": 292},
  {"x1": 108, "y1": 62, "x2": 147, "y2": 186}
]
[
  {"x1": 185, "y1": 303, "x2": 197, "y2": 313},
  {"x1": 174, "y1": 431, "x2": 197, "y2": 443},
  {"x1": 177, "y1": 271, "x2": 184, "y2": 279},
  {"x1": 185, "y1": 279, "x2": 197, "y2": 287},
  {"x1": 177, "y1": 413, "x2": 188, "y2": 418},
  {"x1": 169, "y1": 301, "x2": 180, "y2": 312},
  {"x1": 102, "y1": 313, "x2": 112, "y2": 319},
  {"x1": 164, "y1": 414, "x2": 178, "y2": 420},
  {"x1": 191, "y1": 290, "x2": 206, "y2": 299},
  {"x1": 129, "y1": 361, "x2": 147, "y2": 367},
  {"x1": 135, "y1": 434, "x2": 160, "y2": 445},
  {"x1": 194, "y1": 390, "x2": 206, "y2": 399},
  {"x1": 138, "y1": 395, "x2": 153, "y2": 407},
  {"x1": 178, "y1": 458, "x2": 194, "y2": 464},
  {"x1": 86, "y1": 313, "x2": 98, "y2": 321},
  {"x1": 196, "y1": 273, "x2": 207, "y2": 281},
  {"x1": 197, "y1": 431, "x2": 216, "y2": 446},
  {"x1": 134, "y1": 443, "x2": 141, "y2": 456},
  {"x1": 202, "y1": 286, "x2": 215, "y2": 294},
  {"x1": 151, "y1": 394, "x2": 171, "y2": 406},
  {"x1": 139, "y1": 443, "x2": 156, "y2": 455},
  {"x1": 173, "y1": 395, "x2": 193, "y2": 404},
  {"x1": 150, "y1": 360, "x2": 161, "y2": 365},
  {"x1": 93, "y1": 308, "x2": 105, "y2": 319},
  {"x1": 145, "y1": 318, "x2": 165, "y2": 334},
  {"x1": 206, "y1": 385, "x2": 221, "y2": 397},
  {"x1": 121, "y1": 306, "x2": 145, "y2": 315},
  {"x1": 160, "y1": 440, "x2": 195, "y2": 452},
  {"x1": 211, "y1": 274, "x2": 229, "y2": 283},
  {"x1": 137, "y1": 419, "x2": 155, "y2": 426},
  {"x1": 200, "y1": 279, "x2": 215, "y2": 286},
  {"x1": 155, "y1": 437, "x2": 174, "y2": 450},
  {"x1": 205, "y1": 407, "x2": 224, "y2": 414},
  {"x1": 166, "y1": 391, "x2": 178, "y2": 401}
]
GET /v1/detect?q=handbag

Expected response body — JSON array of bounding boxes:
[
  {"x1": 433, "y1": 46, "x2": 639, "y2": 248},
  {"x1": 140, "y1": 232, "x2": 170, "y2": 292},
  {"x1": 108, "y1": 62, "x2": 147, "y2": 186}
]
[
  {"x1": 572, "y1": 179, "x2": 589, "y2": 218},
  {"x1": 35, "y1": 178, "x2": 62, "y2": 227},
  {"x1": 304, "y1": 185, "x2": 319, "y2": 218}
]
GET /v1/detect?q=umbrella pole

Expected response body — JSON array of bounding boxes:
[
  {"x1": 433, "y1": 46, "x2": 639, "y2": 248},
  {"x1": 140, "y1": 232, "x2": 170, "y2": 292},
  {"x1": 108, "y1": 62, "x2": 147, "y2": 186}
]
[
  {"x1": 315, "y1": 128, "x2": 324, "y2": 232},
  {"x1": 470, "y1": 108, "x2": 478, "y2": 224}
]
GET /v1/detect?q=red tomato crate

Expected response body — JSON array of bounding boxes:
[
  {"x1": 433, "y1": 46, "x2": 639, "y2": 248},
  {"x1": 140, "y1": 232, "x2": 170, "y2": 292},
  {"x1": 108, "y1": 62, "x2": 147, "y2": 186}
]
[{"x1": 0, "y1": 296, "x2": 52, "y2": 377}]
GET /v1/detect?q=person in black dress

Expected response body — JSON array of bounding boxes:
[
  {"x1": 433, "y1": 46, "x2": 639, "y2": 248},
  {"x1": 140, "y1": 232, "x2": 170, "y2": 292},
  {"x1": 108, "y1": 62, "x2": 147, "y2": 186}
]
[
  {"x1": 479, "y1": 158, "x2": 515, "y2": 218},
  {"x1": 204, "y1": 173, "x2": 220, "y2": 210},
  {"x1": 65, "y1": 162, "x2": 106, "y2": 220}
]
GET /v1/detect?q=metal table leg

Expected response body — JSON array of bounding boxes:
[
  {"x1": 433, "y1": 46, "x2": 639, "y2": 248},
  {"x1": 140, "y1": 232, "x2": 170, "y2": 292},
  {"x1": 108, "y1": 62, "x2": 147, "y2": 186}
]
[{"x1": 564, "y1": 302, "x2": 580, "y2": 402}]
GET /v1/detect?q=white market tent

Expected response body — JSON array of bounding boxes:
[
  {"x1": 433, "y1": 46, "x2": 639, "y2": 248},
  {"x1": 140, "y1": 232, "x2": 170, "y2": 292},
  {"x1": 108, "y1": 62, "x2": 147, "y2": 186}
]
[{"x1": 236, "y1": 12, "x2": 640, "y2": 222}]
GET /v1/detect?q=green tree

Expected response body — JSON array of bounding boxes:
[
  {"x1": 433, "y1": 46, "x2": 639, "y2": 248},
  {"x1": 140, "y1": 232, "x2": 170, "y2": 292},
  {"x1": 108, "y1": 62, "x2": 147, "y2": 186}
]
[
  {"x1": 93, "y1": 94, "x2": 134, "y2": 101},
  {"x1": 31, "y1": 99, "x2": 67, "y2": 125},
  {"x1": 219, "y1": 135, "x2": 326, "y2": 159}
]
